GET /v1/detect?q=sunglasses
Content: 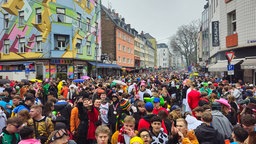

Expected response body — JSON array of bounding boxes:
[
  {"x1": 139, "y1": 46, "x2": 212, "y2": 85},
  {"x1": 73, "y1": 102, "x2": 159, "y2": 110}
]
[{"x1": 50, "y1": 129, "x2": 68, "y2": 142}]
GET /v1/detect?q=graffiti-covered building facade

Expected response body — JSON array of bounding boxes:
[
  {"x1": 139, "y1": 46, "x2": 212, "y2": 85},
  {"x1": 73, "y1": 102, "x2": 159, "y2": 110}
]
[{"x1": 0, "y1": 0, "x2": 101, "y2": 80}]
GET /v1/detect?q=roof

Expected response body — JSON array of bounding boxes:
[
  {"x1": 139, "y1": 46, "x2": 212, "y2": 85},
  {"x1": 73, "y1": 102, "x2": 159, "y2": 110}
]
[
  {"x1": 144, "y1": 33, "x2": 155, "y2": 39},
  {"x1": 101, "y1": 5, "x2": 136, "y2": 37}
]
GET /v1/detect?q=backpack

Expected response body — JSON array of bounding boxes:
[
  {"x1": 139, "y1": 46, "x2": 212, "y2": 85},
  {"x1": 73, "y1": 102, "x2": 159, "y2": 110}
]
[{"x1": 53, "y1": 103, "x2": 71, "y2": 128}]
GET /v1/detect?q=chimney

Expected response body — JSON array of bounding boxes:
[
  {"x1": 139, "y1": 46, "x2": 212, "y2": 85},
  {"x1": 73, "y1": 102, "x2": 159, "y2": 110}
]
[{"x1": 141, "y1": 31, "x2": 144, "y2": 35}]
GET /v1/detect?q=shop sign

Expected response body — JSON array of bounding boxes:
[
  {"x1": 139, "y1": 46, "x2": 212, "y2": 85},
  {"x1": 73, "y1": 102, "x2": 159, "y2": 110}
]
[
  {"x1": 50, "y1": 59, "x2": 72, "y2": 64},
  {"x1": 212, "y1": 21, "x2": 220, "y2": 47}
]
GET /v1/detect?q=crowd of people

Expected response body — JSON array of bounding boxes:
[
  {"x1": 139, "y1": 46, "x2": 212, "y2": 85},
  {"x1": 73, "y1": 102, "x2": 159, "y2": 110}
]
[{"x1": 0, "y1": 71, "x2": 255, "y2": 144}]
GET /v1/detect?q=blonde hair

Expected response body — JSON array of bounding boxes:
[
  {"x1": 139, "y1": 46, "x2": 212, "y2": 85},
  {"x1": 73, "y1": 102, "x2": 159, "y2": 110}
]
[
  {"x1": 124, "y1": 115, "x2": 135, "y2": 124},
  {"x1": 95, "y1": 125, "x2": 110, "y2": 137},
  {"x1": 176, "y1": 118, "x2": 188, "y2": 128}
]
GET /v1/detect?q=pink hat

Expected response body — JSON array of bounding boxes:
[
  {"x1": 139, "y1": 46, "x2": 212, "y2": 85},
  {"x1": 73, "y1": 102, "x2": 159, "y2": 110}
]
[
  {"x1": 141, "y1": 82, "x2": 146, "y2": 86},
  {"x1": 215, "y1": 98, "x2": 231, "y2": 109}
]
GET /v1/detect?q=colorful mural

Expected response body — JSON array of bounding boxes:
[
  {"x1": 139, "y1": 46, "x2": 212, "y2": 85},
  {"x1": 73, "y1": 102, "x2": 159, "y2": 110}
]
[
  {"x1": 0, "y1": 0, "x2": 101, "y2": 61},
  {"x1": 68, "y1": 65, "x2": 74, "y2": 79}
]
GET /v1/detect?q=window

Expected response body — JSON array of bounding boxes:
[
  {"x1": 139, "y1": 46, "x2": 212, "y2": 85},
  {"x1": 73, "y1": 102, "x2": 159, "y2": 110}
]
[
  {"x1": 77, "y1": 12, "x2": 81, "y2": 28},
  {"x1": 35, "y1": 8, "x2": 42, "y2": 24},
  {"x1": 228, "y1": 11, "x2": 236, "y2": 35},
  {"x1": 122, "y1": 57, "x2": 126, "y2": 63},
  {"x1": 118, "y1": 31, "x2": 121, "y2": 38},
  {"x1": 19, "y1": 11, "x2": 25, "y2": 26},
  {"x1": 118, "y1": 56, "x2": 121, "y2": 62},
  {"x1": 123, "y1": 46, "x2": 126, "y2": 52},
  {"x1": 19, "y1": 37, "x2": 25, "y2": 53},
  {"x1": 127, "y1": 47, "x2": 130, "y2": 53},
  {"x1": 4, "y1": 14, "x2": 9, "y2": 29},
  {"x1": 87, "y1": 41, "x2": 91, "y2": 55},
  {"x1": 87, "y1": 0, "x2": 90, "y2": 9},
  {"x1": 3, "y1": 39, "x2": 10, "y2": 54},
  {"x1": 56, "y1": 8, "x2": 65, "y2": 22},
  {"x1": 57, "y1": 35, "x2": 66, "y2": 50},
  {"x1": 86, "y1": 18, "x2": 91, "y2": 32},
  {"x1": 36, "y1": 35, "x2": 42, "y2": 52},
  {"x1": 118, "y1": 44, "x2": 121, "y2": 50},
  {"x1": 127, "y1": 58, "x2": 130, "y2": 64},
  {"x1": 76, "y1": 38, "x2": 82, "y2": 54}
]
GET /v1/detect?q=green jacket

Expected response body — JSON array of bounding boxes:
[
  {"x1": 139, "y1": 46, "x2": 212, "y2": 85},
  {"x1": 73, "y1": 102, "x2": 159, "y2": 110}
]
[{"x1": 0, "y1": 127, "x2": 20, "y2": 144}]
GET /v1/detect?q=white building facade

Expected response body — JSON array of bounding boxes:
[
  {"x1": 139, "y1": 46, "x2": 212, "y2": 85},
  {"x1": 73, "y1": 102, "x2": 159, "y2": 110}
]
[
  {"x1": 206, "y1": 0, "x2": 256, "y2": 84},
  {"x1": 157, "y1": 43, "x2": 171, "y2": 69}
]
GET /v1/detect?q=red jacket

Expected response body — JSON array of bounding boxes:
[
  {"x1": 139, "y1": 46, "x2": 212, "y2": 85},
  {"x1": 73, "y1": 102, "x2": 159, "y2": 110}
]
[
  {"x1": 138, "y1": 114, "x2": 168, "y2": 134},
  {"x1": 87, "y1": 107, "x2": 99, "y2": 140},
  {"x1": 188, "y1": 89, "x2": 201, "y2": 110},
  {"x1": 152, "y1": 107, "x2": 168, "y2": 115}
]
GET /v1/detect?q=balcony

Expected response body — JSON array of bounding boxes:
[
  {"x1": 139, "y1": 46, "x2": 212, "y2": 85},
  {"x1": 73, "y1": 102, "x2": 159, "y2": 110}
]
[
  {"x1": 226, "y1": 33, "x2": 238, "y2": 48},
  {"x1": 1, "y1": 0, "x2": 24, "y2": 15}
]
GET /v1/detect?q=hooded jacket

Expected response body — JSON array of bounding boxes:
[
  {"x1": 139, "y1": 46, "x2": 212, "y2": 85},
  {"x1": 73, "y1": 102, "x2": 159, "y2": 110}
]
[
  {"x1": 54, "y1": 101, "x2": 72, "y2": 127},
  {"x1": 211, "y1": 110, "x2": 233, "y2": 139},
  {"x1": 195, "y1": 123, "x2": 224, "y2": 144},
  {"x1": 0, "y1": 127, "x2": 20, "y2": 144},
  {"x1": 185, "y1": 115, "x2": 202, "y2": 130}
]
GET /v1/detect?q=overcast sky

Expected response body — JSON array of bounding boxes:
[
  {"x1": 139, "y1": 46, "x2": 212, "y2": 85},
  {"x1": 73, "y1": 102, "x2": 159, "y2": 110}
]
[{"x1": 101, "y1": 0, "x2": 206, "y2": 44}]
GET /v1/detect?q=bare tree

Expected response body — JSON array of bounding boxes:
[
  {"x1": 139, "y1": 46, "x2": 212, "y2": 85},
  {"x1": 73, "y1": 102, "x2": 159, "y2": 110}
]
[{"x1": 170, "y1": 20, "x2": 200, "y2": 67}]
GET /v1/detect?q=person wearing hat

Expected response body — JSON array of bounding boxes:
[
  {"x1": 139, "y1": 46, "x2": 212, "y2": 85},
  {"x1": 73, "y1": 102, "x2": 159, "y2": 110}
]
[
  {"x1": 138, "y1": 82, "x2": 151, "y2": 101},
  {"x1": 108, "y1": 93, "x2": 120, "y2": 133},
  {"x1": 216, "y1": 98, "x2": 237, "y2": 125},
  {"x1": 211, "y1": 101, "x2": 233, "y2": 140},
  {"x1": 138, "y1": 102, "x2": 168, "y2": 134},
  {"x1": 130, "y1": 136, "x2": 144, "y2": 144},
  {"x1": 116, "y1": 99, "x2": 135, "y2": 130},
  {"x1": 152, "y1": 97, "x2": 168, "y2": 115}
]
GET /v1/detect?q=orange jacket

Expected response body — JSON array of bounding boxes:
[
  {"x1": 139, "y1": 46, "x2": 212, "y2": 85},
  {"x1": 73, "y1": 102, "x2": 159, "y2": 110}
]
[
  {"x1": 70, "y1": 107, "x2": 80, "y2": 133},
  {"x1": 182, "y1": 130, "x2": 199, "y2": 144}
]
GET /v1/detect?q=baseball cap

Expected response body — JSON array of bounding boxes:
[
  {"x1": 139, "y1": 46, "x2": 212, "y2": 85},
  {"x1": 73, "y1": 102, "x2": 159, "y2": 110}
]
[
  {"x1": 145, "y1": 102, "x2": 154, "y2": 112},
  {"x1": 153, "y1": 97, "x2": 160, "y2": 103}
]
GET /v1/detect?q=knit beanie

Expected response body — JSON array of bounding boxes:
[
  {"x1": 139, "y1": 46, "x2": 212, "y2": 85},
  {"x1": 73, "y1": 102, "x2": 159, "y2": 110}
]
[
  {"x1": 130, "y1": 136, "x2": 144, "y2": 144},
  {"x1": 120, "y1": 100, "x2": 131, "y2": 110}
]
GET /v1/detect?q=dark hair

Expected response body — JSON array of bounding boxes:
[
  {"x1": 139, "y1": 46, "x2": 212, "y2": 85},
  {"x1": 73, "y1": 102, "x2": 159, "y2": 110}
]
[
  {"x1": 138, "y1": 128, "x2": 152, "y2": 139},
  {"x1": 150, "y1": 115, "x2": 162, "y2": 123},
  {"x1": 233, "y1": 125, "x2": 248, "y2": 142},
  {"x1": 20, "y1": 126, "x2": 34, "y2": 139},
  {"x1": 43, "y1": 101, "x2": 54, "y2": 117},
  {"x1": 241, "y1": 114, "x2": 256, "y2": 126},
  {"x1": 6, "y1": 117, "x2": 23, "y2": 126}
]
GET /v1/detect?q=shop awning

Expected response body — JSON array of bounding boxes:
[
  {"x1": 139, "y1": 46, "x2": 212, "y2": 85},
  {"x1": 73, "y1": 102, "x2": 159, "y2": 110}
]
[
  {"x1": 241, "y1": 58, "x2": 256, "y2": 69},
  {"x1": 208, "y1": 59, "x2": 243, "y2": 72},
  {"x1": 0, "y1": 61, "x2": 34, "y2": 66},
  {"x1": 88, "y1": 62, "x2": 121, "y2": 69}
]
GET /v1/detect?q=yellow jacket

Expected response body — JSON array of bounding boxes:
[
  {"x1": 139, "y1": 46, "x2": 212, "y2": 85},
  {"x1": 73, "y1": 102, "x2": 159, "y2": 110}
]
[
  {"x1": 27, "y1": 116, "x2": 54, "y2": 139},
  {"x1": 111, "y1": 130, "x2": 138, "y2": 144}
]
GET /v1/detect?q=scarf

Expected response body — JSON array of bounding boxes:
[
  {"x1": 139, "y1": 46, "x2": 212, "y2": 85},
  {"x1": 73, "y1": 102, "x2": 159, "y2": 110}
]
[{"x1": 117, "y1": 126, "x2": 126, "y2": 144}]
